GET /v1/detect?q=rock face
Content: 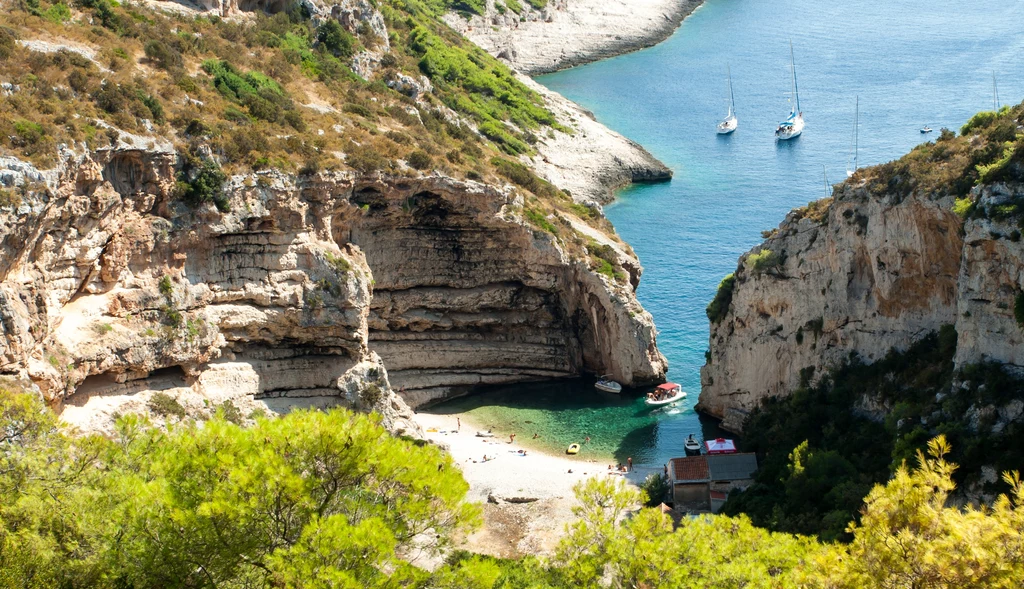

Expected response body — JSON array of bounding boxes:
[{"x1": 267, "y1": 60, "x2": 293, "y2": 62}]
[
  {"x1": 699, "y1": 179, "x2": 1024, "y2": 432},
  {"x1": 0, "y1": 146, "x2": 664, "y2": 431},
  {"x1": 444, "y1": 0, "x2": 703, "y2": 75}
]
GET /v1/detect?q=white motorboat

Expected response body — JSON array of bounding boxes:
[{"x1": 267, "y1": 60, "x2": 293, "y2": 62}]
[
  {"x1": 775, "y1": 41, "x2": 804, "y2": 141},
  {"x1": 847, "y1": 96, "x2": 859, "y2": 177},
  {"x1": 684, "y1": 434, "x2": 702, "y2": 456},
  {"x1": 595, "y1": 376, "x2": 622, "y2": 394},
  {"x1": 717, "y1": 65, "x2": 738, "y2": 134},
  {"x1": 644, "y1": 382, "x2": 686, "y2": 406},
  {"x1": 920, "y1": 126, "x2": 933, "y2": 133}
]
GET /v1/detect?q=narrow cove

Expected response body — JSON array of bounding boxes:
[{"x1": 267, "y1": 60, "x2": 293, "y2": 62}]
[{"x1": 425, "y1": 0, "x2": 1024, "y2": 468}]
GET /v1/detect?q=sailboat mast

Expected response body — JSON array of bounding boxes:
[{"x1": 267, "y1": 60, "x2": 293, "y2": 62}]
[
  {"x1": 790, "y1": 41, "x2": 800, "y2": 114},
  {"x1": 854, "y1": 96, "x2": 858, "y2": 171},
  {"x1": 823, "y1": 165, "x2": 831, "y2": 197},
  {"x1": 728, "y1": 64, "x2": 736, "y2": 116},
  {"x1": 993, "y1": 72, "x2": 1000, "y2": 111}
]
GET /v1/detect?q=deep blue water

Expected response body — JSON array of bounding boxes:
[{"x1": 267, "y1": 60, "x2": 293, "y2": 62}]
[{"x1": 428, "y1": 0, "x2": 1024, "y2": 468}]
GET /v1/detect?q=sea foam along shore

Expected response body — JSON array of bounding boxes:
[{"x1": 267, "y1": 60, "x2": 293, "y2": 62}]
[{"x1": 445, "y1": 0, "x2": 704, "y2": 75}]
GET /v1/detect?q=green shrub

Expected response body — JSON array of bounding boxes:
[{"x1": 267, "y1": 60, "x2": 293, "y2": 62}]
[
  {"x1": 504, "y1": 0, "x2": 522, "y2": 13},
  {"x1": 491, "y1": 157, "x2": 559, "y2": 198},
  {"x1": 961, "y1": 110, "x2": 999, "y2": 135},
  {"x1": 143, "y1": 39, "x2": 183, "y2": 71},
  {"x1": 641, "y1": 473, "x2": 670, "y2": 507},
  {"x1": 0, "y1": 189, "x2": 20, "y2": 208},
  {"x1": 952, "y1": 196, "x2": 976, "y2": 218},
  {"x1": 524, "y1": 206, "x2": 558, "y2": 235},
  {"x1": 324, "y1": 252, "x2": 351, "y2": 274},
  {"x1": 43, "y1": 2, "x2": 71, "y2": 23},
  {"x1": 148, "y1": 391, "x2": 186, "y2": 419},
  {"x1": 343, "y1": 102, "x2": 376, "y2": 119},
  {"x1": 706, "y1": 273, "x2": 736, "y2": 324},
  {"x1": 747, "y1": 249, "x2": 780, "y2": 273},
  {"x1": 216, "y1": 400, "x2": 244, "y2": 425},
  {"x1": 174, "y1": 154, "x2": 229, "y2": 212},
  {"x1": 316, "y1": 19, "x2": 355, "y2": 58},
  {"x1": 407, "y1": 149, "x2": 432, "y2": 169},
  {"x1": 12, "y1": 119, "x2": 44, "y2": 145},
  {"x1": 0, "y1": 27, "x2": 15, "y2": 60}
]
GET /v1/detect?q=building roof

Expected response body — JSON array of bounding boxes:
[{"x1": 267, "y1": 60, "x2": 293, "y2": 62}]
[
  {"x1": 706, "y1": 453, "x2": 758, "y2": 481},
  {"x1": 669, "y1": 456, "x2": 710, "y2": 483}
]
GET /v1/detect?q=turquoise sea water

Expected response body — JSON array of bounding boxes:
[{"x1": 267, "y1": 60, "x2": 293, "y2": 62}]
[{"x1": 427, "y1": 0, "x2": 1024, "y2": 467}]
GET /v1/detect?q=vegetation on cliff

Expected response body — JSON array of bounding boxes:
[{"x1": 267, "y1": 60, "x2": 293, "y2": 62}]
[
  {"x1": 723, "y1": 326, "x2": 1024, "y2": 541},
  {"x1": 3, "y1": 384, "x2": 1022, "y2": 587},
  {"x1": 0, "y1": 0, "x2": 626, "y2": 261}
]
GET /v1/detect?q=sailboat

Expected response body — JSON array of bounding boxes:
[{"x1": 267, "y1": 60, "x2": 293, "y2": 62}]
[
  {"x1": 823, "y1": 165, "x2": 832, "y2": 197},
  {"x1": 846, "y1": 96, "x2": 858, "y2": 177},
  {"x1": 717, "y1": 65, "x2": 738, "y2": 134},
  {"x1": 775, "y1": 41, "x2": 804, "y2": 141}
]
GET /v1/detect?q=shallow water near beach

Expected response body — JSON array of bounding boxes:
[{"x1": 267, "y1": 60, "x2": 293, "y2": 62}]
[{"x1": 426, "y1": 0, "x2": 1024, "y2": 468}]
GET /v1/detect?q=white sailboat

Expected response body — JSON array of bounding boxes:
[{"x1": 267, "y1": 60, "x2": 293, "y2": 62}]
[
  {"x1": 717, "y1": 65, "x2": 738, "y2": 134},
  {"x1": 775, "y1": 41, "x2": 804, "y2": 141},
  {"x1": 846, "y1": 96, "x2": 858, "y2": 177}
]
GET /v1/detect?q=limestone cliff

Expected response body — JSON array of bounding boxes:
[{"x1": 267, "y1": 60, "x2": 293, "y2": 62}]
[
  {"x1": 699, "y1": 121, "x2": 1024, "y2": 432},
  {"x1": 0, "y1": 145, "x2": 664, "y2": 431}
]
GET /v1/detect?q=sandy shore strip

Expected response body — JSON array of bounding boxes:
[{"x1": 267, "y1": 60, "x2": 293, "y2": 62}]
[{"x1": 413, "y1": 412, "x2": 653, "y2": 503}]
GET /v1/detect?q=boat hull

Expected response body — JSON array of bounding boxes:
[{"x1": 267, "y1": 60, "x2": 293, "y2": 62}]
[
  {"x1": 684, "y1": 443, "x2": 702, "y2": 456},
  {"x1": 776, "y1": 114, "x2": 804, "y2": 140},
  {"x1": 644, "y1": 391, "x2": 686, "y2": 406},
  {"x1": 595, "y1": 381, "x2": 622, "y2": 394}
]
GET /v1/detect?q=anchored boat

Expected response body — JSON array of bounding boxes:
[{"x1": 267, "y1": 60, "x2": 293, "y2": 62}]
[
  {"x1": 595, "y1": 375, "x2": 622, "y2": 394},
  {"x1": 717, "y1": 64, "x2": 738, "y2": 134},
  {"x1": 644, "y1": 382, "x2": 686, "y2": 406},
  {"x1": 775, "y1": 41, "x2": 804, "y2": 141},
  {"x1": 684, "y1": 434, "x2": 702, "y2": 456}
]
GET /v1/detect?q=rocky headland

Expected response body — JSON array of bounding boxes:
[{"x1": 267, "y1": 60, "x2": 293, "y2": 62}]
[
  {"x1": 699, "y1": 121, "x2": 1024, "y2": 433},
  {"x1": 443, "y1": 0, "x2": 703, "y2": 76}
]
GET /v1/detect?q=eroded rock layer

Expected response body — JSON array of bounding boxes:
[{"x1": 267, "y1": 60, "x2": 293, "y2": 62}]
[
  {"x1": 0, "y1": 148, "x2": 664, "y2": 431},
  {"x1": 699, "y1": 179, "x2": 1024, "y2": 432}
]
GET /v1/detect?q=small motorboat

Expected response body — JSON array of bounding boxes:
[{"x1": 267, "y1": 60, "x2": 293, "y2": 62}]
[
  {"x1": 644, "y1": 382, "x2": 686, "y2": 406},
  {"x1": 920, "y1": 126, "x2": 933, "y2": 133},
  {"x1": 475, "y1": 430, "x2": 494, "y2": 438},
  {"x1": 684, "y1": 434, "x2": 702, "y2": 456},
  {"x1": 567, "y1": 443, "x2": 581, "y2": 455},
  {"x1": 595, "y1": 376, "x2": 622, "y2": 394}
]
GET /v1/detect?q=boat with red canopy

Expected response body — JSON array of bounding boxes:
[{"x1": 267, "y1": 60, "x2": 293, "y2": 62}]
[{"x1": 644, "y1": 382, "x2": 686, "y2": 406}]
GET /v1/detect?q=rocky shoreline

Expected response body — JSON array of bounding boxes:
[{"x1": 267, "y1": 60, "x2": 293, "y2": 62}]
[{"x1": 444, "y1": 0, "x2": 703, "y2": 76}]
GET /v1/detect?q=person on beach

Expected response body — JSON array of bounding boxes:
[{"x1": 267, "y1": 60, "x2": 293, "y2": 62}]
[
  {"x1": 533, "y1": 433, "x2": 539, "y2": 439},
  {"x1": 457, "y1": 417, "x2": 461, "y2": 432},
  {"x1": 627, "y1": 457, "x2": 633, "y2": 472},
  {"x1": 509, "y1": 433, "x2": 516, "y2": 444},
  {"x1": 585, "y1": 436, "x2": 591, "y2": 445}
]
